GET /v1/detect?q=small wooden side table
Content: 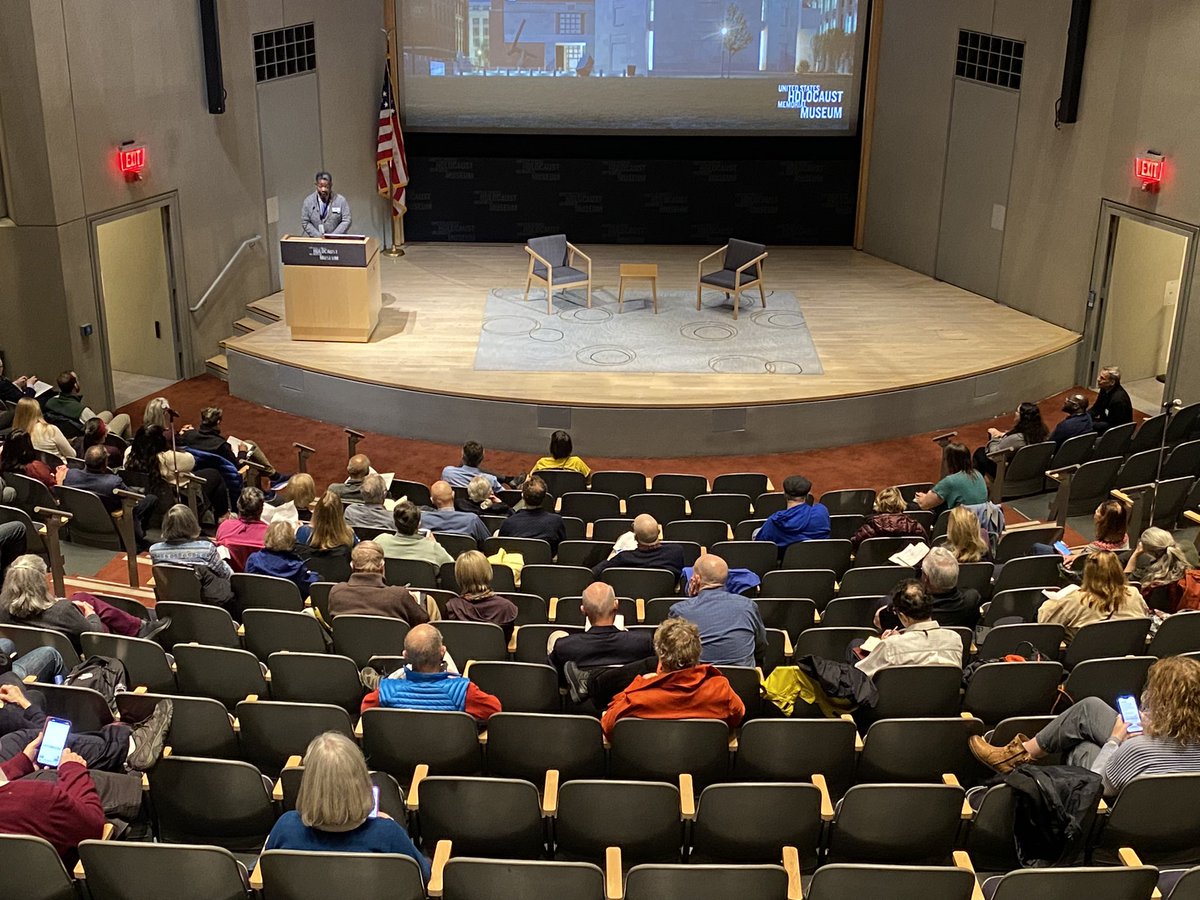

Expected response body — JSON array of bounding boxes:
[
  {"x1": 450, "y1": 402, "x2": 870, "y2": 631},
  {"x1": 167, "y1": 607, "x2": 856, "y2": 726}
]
[{"x1": 618, "y1": 263, "x2": 659, "y2": 314}]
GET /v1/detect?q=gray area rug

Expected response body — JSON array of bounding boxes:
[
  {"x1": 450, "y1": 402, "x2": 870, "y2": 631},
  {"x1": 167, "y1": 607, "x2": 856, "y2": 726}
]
[{"x1": 474, "y1": 287, "x2": 824, "y2": 375}]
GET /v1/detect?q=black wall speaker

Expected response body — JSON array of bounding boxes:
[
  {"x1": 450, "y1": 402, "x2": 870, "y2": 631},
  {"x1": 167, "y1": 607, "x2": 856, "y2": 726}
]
[
  {"x1": 1057, "y1": 0, "x2": 1091, "y2": 124},
  {"x1": 199, "y1": 0, "x2": 225, "y2": 114}
]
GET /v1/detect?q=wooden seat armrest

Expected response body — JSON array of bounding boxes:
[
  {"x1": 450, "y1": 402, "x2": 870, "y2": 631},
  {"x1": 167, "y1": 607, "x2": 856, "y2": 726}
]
[
  {"x1": 566, "y1": 242, "x2": 592, "y2": 265},
  {"x1": 728, "y1": 732, "x2": 739, "y2": 751},
  {"x1": 113, "y1": 488, "x2": 143, "y2": 502},
  {"x1": 1119, "y1": 847, "x2": 1145, "y2": 867},
  {"x1": 34, "y1": 506, "x2": 72, "y2": 523},
  {"x1": 635, "y1": 598, "x2": 645, "y2": 623},
  {"x1": 1185, "y1": 510, "x2": 1200, "y2": 526},
  {"x1": 524, "y1": 246, "x2": 553, "y2": 269},
  {"x1": 131, "y1": 685, "x2": 148, "y2": 694},
  {"x1": 507, "y1": 628, "x2": 518, "y2": 654},
  {"x1": 1113, "y1": 486, "x2": 1152, "y2": 501},
  {"x1": 605, "y1": 847, "x2": 623, "y2": 900},
  {"x1": 943, "y1": 773, "x2": 973, "y2": 819},
  {"x1": 542, "y1": 769, "x2": 560, "y2": 817},
  {"x1": 344, "y1": 428, "x2": 365, "y2": 439},
  {"x1": 477, "y1": 729, "x2": 488, "y2": 746},
  {"x1": 839, "y1": 714, "x2": 863, "y2": 751},
  {"x1": 237, "y1": 623, "x2": 245, "y2": 637},
  {"x1": 354, "y1": 717, "x2": 363, "y2": 739},
  {"x1": 427, "y1": 839, "x2": 452, "y2": 898},
  {"x1": 733, "y1": 252, "x2": 768, "y2": 275},
  {"x1": 272, "y1": 776, "x2": 284, "y2": 801},
  {"x1": 1097, "y1": 797, "x2": 1109, "y2": 813},
  {"x1": 548, "y1": 597, "x2": 559, "y2": 621},
  {"x1": 679, "y1": 773, "x2": 696, "y2": 820},
  {"x1": 698, "y1": 246, "x2": 725, "y2": 267},
  {"x1": 811, "y1": 773, "x2": 834, "y2": 821},
  {"x1": 952, "y1": 851, "x2": 985, "y2": 900},
  {"x1": 1045, "y1": 465, "x2": 1079, "y2": 481},
  {"x1": 243, "y1": 694, "x2": 258, "y2": 704},
  {"x1": 1003, "y1": 519, "x2": 1051, "y2": 532},
  {"x1": 782, "y1": 631, "x2": 794, "y2": 658},
  {"x1": 931, "y1": 431, "x2": 958, "y2": 445},
  {"x1": 985, "y1": 448, "x2": 1014, "y2": 462},
  {"x1": 292, "y1": 442, "x2": 315, "y2": 454},
  {"x1": 407, "y1": 763, "x2": 429, "y2": 811},
  {"x1": 782, "y1": 846, "x2": 801, "y2": 900},
  {"x1": 249, "y1": 860, "x2": 263, "y2": 891},
  {"x1": 22, "y1": 674, "x2": 35, "y2": 684}
]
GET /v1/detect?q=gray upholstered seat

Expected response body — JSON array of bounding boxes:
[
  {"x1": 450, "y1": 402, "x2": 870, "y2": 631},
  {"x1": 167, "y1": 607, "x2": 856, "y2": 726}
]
[
  {"x1": 524, "y1": 233, "x2": 592, "y2": 313},
  {"x1": 697, "y1": 239, "x2": 768, "y2": 319}
]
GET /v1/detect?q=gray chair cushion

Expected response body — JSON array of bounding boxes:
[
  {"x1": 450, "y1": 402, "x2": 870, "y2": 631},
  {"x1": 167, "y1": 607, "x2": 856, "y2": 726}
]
[
  {"x1": 723, "y1": 239, "x2": 765, "y2": 272},
  {"x1": 701, "y1": 268, "x2": 760, "y2": 289},
  {"x1": 535, "y1": 265, "x2": 588, "y2": 285},
  {"x1": 528, "y1": 234, "x2": 568, "y2": 271}
]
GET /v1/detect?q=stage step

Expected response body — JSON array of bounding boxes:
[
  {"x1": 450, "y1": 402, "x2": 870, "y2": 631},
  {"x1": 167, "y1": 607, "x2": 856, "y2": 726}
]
[
  {"x1": 233, "y1": 316, "x2": 265, "y2": 334},
  {"x1": 247, "y1": 292, "x2": 284, "y2": 322},
  {"x1": 206, "y1": 353, "x2": 229, "y2": 380}
]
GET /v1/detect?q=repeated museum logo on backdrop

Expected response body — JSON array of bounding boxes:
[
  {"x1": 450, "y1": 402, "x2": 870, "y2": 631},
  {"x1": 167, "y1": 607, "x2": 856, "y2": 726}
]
[{"x1": 777, "y1": 84, "x2": 846, "y2": 122}]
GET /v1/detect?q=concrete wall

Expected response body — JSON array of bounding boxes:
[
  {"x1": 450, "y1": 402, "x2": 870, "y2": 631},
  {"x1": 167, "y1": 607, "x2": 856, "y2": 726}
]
[{"x1": 862, "y1": 0, "x2": 1200, "y2": 402}]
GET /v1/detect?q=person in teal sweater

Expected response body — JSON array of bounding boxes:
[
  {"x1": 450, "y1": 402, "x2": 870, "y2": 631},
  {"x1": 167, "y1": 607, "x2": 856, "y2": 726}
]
[
  {"x1": 915, "y1": 442, "x2": 988, "y2": 513},
  {"x1": 262, "y1": 731, "x2": 430, "y2": 882}
]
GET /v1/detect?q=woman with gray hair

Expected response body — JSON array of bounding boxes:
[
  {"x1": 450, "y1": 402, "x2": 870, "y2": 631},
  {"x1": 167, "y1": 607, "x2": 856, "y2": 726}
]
[
  {"x1": 1126, "y1": 527, "x2": 1200, "y2": 609},
  {"x1": 0, "y1": 554, "x2": 164, "y2": 648},
  {"x1": 454, "y1": 474, "x2": 513, "y2": 518},
  {"x1": 262, "y1": 731, "x2": 430, "y2": 881},
  {"x1": 149, "y1": 504, "x2": 235, "y2": 611}
]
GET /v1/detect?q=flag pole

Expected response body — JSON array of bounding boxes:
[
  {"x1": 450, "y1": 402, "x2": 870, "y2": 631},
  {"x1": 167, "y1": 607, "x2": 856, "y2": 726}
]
[{"x1": 382, "y1": 9, "x2": 404, "y2": 257}]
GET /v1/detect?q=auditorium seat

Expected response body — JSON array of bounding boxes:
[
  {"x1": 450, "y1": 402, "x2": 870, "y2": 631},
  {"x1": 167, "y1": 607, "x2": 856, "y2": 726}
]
[
  {"x1": 609, "y1": 718, "x2": 731, "y2": 788},
  {"x1": 994, "y1": 525, "x2": 1064, "y2": 563},
  {"x1": 1090, "y1": 421, "x2": 1136, "y2": 461},
  {"x1": 708, "y1": 541, "x2": 777, "y2": 577},
  {"x1": 521, "y1": 564, "x2": 592, "y2": 603},
  {"x1": 663, "y1": 518, "x2": 728, "y2": 549},
  {"x1": 0, "y1": 834, "x2": 75, "y2": 900},
  {"x1": 484, "y1": 712, "x2": 606, "y2": 783},
  {"x1": 117, "y1": 691, "x2": 239, "y2": 759},
  {"x1": 818, "y1": 489, "x2": 876, "y2": 516},
  {"x1": 589, "y1": 471, "x2": 648, "y2": 500},
  {"x1": 1091, "y1": 774, "x2": 1200, "y2": 867},
  {"x1": 435, "y1": 620, "x2": 508, "y2": 664},
  {"x1": 981, "y1": 588, "x2": 1047, "y2": 625},
  {"x1": 462, "y1": 661, "x2": 560, "y2": 713},
  {"x1": 983, "y1": 865, "x2": 1159, "y2": 900},
  {"x1": 1048, "y1": 456, "x2": 1123, "y2": 519},
  {"x1": 78, "y1": 841, "x2": 253, "y2": 900},
  {"x1": 690, "y1": 494, "x2": 752, "y2": 528},
  {"x1": 854, "y1": 536, "x2": 926, "y2": 568},
  {"x1": 267, "y1": 651, "x2": 363, "y2": 713},
  {"x1": 483, "y1": 535, "x2": 553, "y2": 565},
  {"x1": 234, "y1": 699, "x2": 354, "y2": 777},
  {"x1": 433, "y1": 531, "x2": 480, "y2": 558},
  {"x1": 331, "y1": 614, "x2": 410, "y2": 668},
  {"x1": 29, "y1": 682, "x2": 113, "y2": 733},
  {"x1": 413, "y1": 775, "x2": 546, "y2": 858},
  {"x1": 733, "y1": 517, "x2": 766, "y2": 541},
  {"x1": 712, "y1": 473, "x2": 770, "y2": 498},
  {"x1": 824, "y1": 783, "x2": 963, "y2": 865},
  {"x1": 536, "y1": 468, "x2": 587, "y2": 498},
  {"x1": 554, "y1": 539, "x2": 613, "y2": 569},
  {"x1": 820, "y1": 596, "x2": 885, "y2": 629},
  {"x1": 865, "y1": 665, "x2": 962, "y2": 724},
  {"x1": 230, "y1": 572, "x2": 305, "y2": 612},
  {"x1": 240, "y1": 608, "x2": 328, "y2": 658},
  {"x1": 440, "y1": 857, "x2": 605, "y2": 900},
  {"x1": 991, "y1": 554, "x2": 1061, "y2": 595},
  {"x1": 782, "y1": 540, "x2": 852, "y2": 578},
  {"x1": 627, "y1": 492, "x2": 687, "y2": 524},
  {"x1": 715, "y1": 666, "x2": 763, "y2": 719},
  {"x1": 961, "y1": 661, "x2": 1063, "y2": 727},
  {"x1": 173, "y1": 644, "x2": 269, "y2": 709},
  {"x1": 753, "y1": 597, "x2": 817, "y2": 640},
  {"x1": 147, "y1": 756, "x2": 276, "y2": 856},
  {"x1": 383, "y1": 557, "x2": 438, "y2": 589},
  {"x1": 601, "y1": 567, "x2": 679, "y2": 602},
  {"x1": 760, "y1": 568, "x2": 836, "y2": 608},
  {"x1": 0, "y1": 622, "x2": 81, "y2": 668},
  {"x1": 560, "y1": 491, "x2": 620, "y2": 524},
  {"x1": 360, "y1": 708, "x2": 482, "y2": 783},
  {"x1": 554, "y1": 779, "x2": 683, "y2": 866},
  {"x1": 592, "y1": 518, "x2": 635, "y2": 542},
  {"x1": 792, "y1": 626, "x2": 875, "y2": 665},
  {"x1": 1063, "y1": 656, "x2": 1155, "y2": 706},
  {"x1": 1064, "y1": 619, "x2": 1152, "y2": 669},
  {"x1": 829, "y1": 514, "x2": 868, "y2": 541},
  {"x1": 974, "y1": 622, "x2": 1065, "y2": 660},
  {"x1": 155, "y1": 600, "x2": 240, "y2": 649},
  {"x1": 806, "y1": 862, "x2": 977, "y2": 900},
  {"x1": 650, "y1": 473, "x2": 708, "y2": 502},
  {"x1": 623, "y1": 863, "x2": 790, "y2": 900},
  {"x1": 258, "y1": 850, "x2": 425, "y2": 900},
  {"x1": 151, "y1": 563, "x2": 204, "y2": 605},
  {"x1": 1130, "y1": 413, "x2": 1171, "y2": 457},
  {"x1": 855, "y1": 717, "x2": 987, "y2": 786},
  {"x1": 753, "y1": 492, "x2": 787, "y2": 517},
  {"x1": 989, "y1": 440, "x2": 1055, "y2": 500},
  {"x1": 81, "y1": 632, "x2": 176, "y2": 694},
  {"x1": 514, "y1": 624, "x2": 581, "y2": 663},
  {"x1": 838, "y1": 566, "x2": 912, "y2": 599},
  {"x1": 1149, "y1": 611, "x2": 1200, "y2": 657}
]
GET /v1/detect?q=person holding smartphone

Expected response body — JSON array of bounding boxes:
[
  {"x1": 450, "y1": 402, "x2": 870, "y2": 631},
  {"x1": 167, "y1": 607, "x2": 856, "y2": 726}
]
[
  {"x1": 970, "y1": 656, "x2": 1200, "y2": 796},
  {"x1": 0, "y1": 728, "x2": 105, "y2": 859}
]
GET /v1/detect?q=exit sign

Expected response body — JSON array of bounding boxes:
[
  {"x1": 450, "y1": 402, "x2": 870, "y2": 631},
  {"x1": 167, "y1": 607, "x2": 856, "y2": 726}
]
[
  {"x1": 117, "y1": 143, "x2": 147, "y2": 175},
  {"x1": 1134, "y1": 153, "x2": 1165, "y2": 185}
]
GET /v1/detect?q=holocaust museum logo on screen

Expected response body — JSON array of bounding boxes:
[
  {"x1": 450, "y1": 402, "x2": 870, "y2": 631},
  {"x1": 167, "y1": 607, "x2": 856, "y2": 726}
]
[{"x1": 777, "y1": 84, "x2": 845, "y2": 121}]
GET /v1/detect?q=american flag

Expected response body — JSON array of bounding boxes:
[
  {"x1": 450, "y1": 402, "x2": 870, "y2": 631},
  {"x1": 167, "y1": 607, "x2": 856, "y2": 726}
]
[{"x1": 376, "y1": 62, "x2": 408, "y2": 217}]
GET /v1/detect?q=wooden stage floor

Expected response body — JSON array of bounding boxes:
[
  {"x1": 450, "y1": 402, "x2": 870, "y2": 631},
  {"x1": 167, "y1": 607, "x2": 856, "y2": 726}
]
[{"x1": 226, "y1": 244, "x2": 1079, "y2": 409}]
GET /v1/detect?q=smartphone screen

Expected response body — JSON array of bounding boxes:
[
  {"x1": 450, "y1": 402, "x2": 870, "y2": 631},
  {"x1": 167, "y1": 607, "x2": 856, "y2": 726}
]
[
  {"x1": 369, "y1": 784, "x2": 380, "y2": 818},
  {"x1": 1116, "y1": 694, "x2": 1143, "y2": 735},
  {"x1": 36, "y1": 717, "x2": 72, "y2": 767},
  {"x1": 1053, "y1": 540, "x2": 1071, "y2": 557}
]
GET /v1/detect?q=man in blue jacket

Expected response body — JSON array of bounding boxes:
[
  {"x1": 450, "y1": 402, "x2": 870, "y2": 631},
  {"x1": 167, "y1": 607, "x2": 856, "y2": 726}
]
[{"x1": 754, "y1": 475, "x2": 831, "y2": 552}]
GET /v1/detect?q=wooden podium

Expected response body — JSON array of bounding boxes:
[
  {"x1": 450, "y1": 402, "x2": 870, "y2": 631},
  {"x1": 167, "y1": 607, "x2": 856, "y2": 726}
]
[{"x1": 280, "y1": 234, "x2": 381, "y2": 342}]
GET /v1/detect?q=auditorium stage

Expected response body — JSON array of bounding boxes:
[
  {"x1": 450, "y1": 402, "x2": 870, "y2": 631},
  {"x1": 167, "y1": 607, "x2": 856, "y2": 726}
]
[{"x1": 225, "y1": 244, "x2": 1081, "y2": 456}]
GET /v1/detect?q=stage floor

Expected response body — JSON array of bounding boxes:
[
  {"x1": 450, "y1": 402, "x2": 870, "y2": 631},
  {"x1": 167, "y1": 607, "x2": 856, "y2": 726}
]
[{"x1": 226, "y1": 244, "x2": 1079, "y2": 409}]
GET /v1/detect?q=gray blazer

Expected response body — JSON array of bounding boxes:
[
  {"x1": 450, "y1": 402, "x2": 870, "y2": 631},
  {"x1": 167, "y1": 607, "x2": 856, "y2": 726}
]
[{"x1": 300, "y1": 191, "x2": 352, "y2": 237}]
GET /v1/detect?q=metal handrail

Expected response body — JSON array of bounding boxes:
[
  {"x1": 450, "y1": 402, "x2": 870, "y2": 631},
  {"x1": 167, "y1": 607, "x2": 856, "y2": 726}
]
[{"x1": 189, "y1": 234, "x2": 262, "y2": 312}]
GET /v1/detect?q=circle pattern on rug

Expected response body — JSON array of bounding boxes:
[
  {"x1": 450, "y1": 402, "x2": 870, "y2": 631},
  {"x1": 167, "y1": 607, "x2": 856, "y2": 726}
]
[
  {"x1": 765, "y1": 360, "x2": 804, "y2": 374},
  {"x1": 481, "y1": 316, "x2": 539, "y2": 337},
  {"x1": 530, "y1": 328, "x2": 564, "y2": 343},
  {"x1": 680, "y1": 321, "x2": 738, "y2": 342},
  {"x1": 560, "y1": 307, "x2": 613, "y2": 324},
  {"x1": 709, "y1": 355, "x2": 773, "y2": 374},
  {"x1": 576, "y1": 345, "x2": 636, "y2": 366},
  {"x1": 749, "y1": 309, "x2": 807, "y2": 329}
]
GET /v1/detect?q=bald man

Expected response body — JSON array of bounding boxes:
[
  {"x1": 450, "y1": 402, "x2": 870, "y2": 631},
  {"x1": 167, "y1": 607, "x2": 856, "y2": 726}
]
[
  {"x1": 329, "y1": 454, "x2": 375, "y2": 503},
  {"x1": 592, "y1": 514, "x2": 685, "y2": 580},
  {"x1": 360, "y1": 623, "x2": 501, "y2": 721},
  {"x1": 419, "y1": 480, "x2": 489, "y2": 545},
  {"x1": 548, "y1": 583, "x2": 655, "y2": 681},
  {"x1": 668, "y1": 554, "x2": 766, "y2": 668}
]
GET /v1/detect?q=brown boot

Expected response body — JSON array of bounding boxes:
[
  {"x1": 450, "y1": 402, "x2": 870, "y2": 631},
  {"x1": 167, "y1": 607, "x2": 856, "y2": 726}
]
[{"x1": 969, "y1": 734, "x2": 1031, "y2": 773}]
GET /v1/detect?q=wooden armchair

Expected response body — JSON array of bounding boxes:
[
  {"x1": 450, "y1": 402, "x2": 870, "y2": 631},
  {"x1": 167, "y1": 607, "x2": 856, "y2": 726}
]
[
  {"x1": 524, "y1": 234, "x2": 592, "y2": 314},
  {"x1": 697, "y1": 239, "x2": 768, "y2": 320}
]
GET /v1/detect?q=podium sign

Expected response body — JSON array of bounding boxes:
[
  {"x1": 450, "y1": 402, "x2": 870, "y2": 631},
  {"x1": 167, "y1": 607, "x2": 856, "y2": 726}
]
[{"x1": 280, "y1": 234, "x2": 381, "y2": 343}]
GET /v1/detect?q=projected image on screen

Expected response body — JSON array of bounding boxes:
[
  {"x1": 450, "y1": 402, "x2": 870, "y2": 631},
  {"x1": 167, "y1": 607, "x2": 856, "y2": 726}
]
[{"x1": 399, "y1": 0, "x2": 865, "y2": 135}]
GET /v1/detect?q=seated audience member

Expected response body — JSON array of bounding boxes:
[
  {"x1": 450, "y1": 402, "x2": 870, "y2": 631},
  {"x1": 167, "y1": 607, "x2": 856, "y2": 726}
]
[
  {"x1": 149, "y1": 504, "x2": 235, "y2": 610},
  {"x1": 125, "y1": 424, "x2": 230, "y2": 521},
  {"x1": 420, "y1": 481, "x2": 489, "y2": 545},
  {"x1": 529, "y1": 429, "x2": 590, "y2": 481},
  {"x1": 915, "y1": 442, "x2": 988, "y2": 512},
  {"x1": 0, "y1": 645, "x2": 65, "y2": 684},
  {"x1": 970, "y1": 656, "x2": 1200, "y2": 795},
  {"x1": 0, "y1": 359, "x2": 36, "y2": 429},
  {"x1": 328, "y1": 542, "x2": 429, "y2": 624},
  {"x1": 548, "y1": 582, "x2": 654, "y2": 680},
  {"x1": 215, "y1": 487, "x2": 269, "y2": 571},
  {"x1": 1038, "y1": 551, "x2": 1150, "y2": 644},
  {"x1": 1037, "y1": 499, "x2": 1130, "y2": 571},
  {"x1": 374, "y1": 501, "x2": 454, "y2": 567},
  {"x1": 0, "y1": 430, "x2": 58, "y2": 491},
  {"x1": 63, "y1": 445, "x2": 155, "y2": 549},
  {"x1": 445, "y1": 550, "x2": 518, "y2": 639},
  {"x1": 12, "y1": 397, "x2": 75, "y2": 460},
  {"x1": 268, "y1": 472, "x2": 318, "y2": 523},
  {"x1": 44, "y1": 370, "x2": 131, "y2": 438},
  {"x1": 1048, "y1": 393, "x2": 1095, "y2": 449},
  {"x1": 329, "y1": 454, "x2": 373, "y2": 502},
  {"x1": 297, "y1": 490, "x2": 359, "y2": 553},
  {"x1": 854, "y1": 580, "x2": 963, "y2": 678},
  {"x1": 180, "y1": 405, "x2": 277, "y2": 477},
  {"x1": 455, "y1": 474, "x2": 512, "y2": 518},
  {"x1": 73, "y1": 417, "x2": 122, "y2": 469},
  {"x1": 668, "y1": 554, "x2": 766, "y2": 668},
  {"x1": 592, "y1": 514, "x2": 685, "y2": 580},
  {"x1": 1126, "y1": 526, "x2": 1199, "y2": 604},
  {"x1": 973, "y1": 401, "x2": 1050, "y2": 480},
  {"x1": 0, "y1": 555, "x2": 166, "y2": 649},
  {"x1": 344, "y1": 474, "x2": 395, "y2": 533},
  {"x1": 244, "y1": 521, "x2": 321, "y2": 598},
  {"x1": 754, "y1": 475, "x2": 831, "y2": 550},
  {"x1": 262, "y1": 731, "x2": 430, "y2": 878},
  {"x1": 919, "y1": 546, "x2": 982, "y2": 628},
  {"x1": 944, "y1": 505, "x2": 991, "y2": 563},
  {"x1": 1090, "y1": 366, "x2": 1133, "y2": 435},
  {"x1": 361, "y1": 624, "x2": 501, "y2": 722},
  {"x1": 442, "y1": 440, "x2": 517, "y2": 492},
  {"x1": 0, "y1": 521, "x2": 28, "y2": 581},
  {"x1": 141, "y1": 396, "x2": 176, "y2": 438},
  {"x1": 497, "y1": 476, "x2": 566, "y2": 552},
  {"x1": 850, "y1": 486, "x2": 929, "y2": 551},
  {"x1": 0, "y1": 738, "x2": 104, "y2": 861},
  {"x1": 598, "y1": 618, "x2": 745, "y2": 740}
]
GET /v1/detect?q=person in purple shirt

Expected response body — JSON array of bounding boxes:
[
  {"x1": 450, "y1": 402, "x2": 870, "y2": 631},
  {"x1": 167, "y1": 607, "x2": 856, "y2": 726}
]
[{"x1": 754, "y1": 475, "x2": 830, "y2": 552}]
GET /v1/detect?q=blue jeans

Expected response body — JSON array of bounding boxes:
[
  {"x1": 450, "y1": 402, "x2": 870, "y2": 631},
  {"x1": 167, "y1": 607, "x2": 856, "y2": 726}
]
[{"x1": 0, "y1": 640, "x2": 65, "y2": 682}]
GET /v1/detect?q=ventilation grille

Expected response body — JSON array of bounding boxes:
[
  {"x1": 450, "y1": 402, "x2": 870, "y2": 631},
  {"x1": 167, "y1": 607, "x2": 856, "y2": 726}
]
[
  {"x1": 254, "y1": 22, "x2": 316, "y2": 83},
  {"x1": 955, "y1": 30, "x2": 1023, "y2": 90}
]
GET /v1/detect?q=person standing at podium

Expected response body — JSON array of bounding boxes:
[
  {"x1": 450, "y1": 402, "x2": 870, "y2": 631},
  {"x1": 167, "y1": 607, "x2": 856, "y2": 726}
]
[{"x1": 300, "y1": 171, "x2": 352, "y2": 237}]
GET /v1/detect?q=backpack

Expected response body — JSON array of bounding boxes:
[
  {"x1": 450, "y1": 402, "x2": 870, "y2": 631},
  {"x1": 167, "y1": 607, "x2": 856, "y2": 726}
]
[
  {"x1": 1171, "y1": 569, "x2": 1200, "y2": 613},
  {"x1": 65, "y1": 655, "x2": 129, "y2": 715}
]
